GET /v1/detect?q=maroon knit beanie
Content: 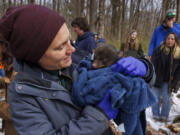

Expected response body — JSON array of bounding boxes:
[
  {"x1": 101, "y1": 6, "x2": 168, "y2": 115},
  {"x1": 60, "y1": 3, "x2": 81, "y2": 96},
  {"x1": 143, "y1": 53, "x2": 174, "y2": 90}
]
[{"x1": 0, "y1": 5, "x2": 65, "y2": 63}]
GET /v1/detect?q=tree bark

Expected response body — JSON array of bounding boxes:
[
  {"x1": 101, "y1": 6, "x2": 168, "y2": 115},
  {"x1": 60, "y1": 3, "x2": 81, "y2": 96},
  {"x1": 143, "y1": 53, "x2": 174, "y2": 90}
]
[
  {"x1": 132, "y1": 0, "x2": 141, "y2": 29},
  {"x1": 111, "y1": 0, "x2": 121, "y2": 39},
  {"x1": 20, "y1": 0, "x2": 23, "y2": 5},
  {"x1": 53, "y1": 0, "x2": 56, "y2": 11},
  {"x1": 28, "y1": 0, "x2": 35, "y2": 4},
  {"x1": 177, "y1": 0, "x2": 180, "y2": 22},
  {"x1": 14, "y1": 0, "x2": 16, "y2": 6},
  {"x1": 161, "y1": 0, "x2": 168, "y2": 22},
  {"x1": 57, "y1": 0, "x2": 61, "y2": 13},
  {"x1": 120, "y1": 0, "x2": 126, "y2": 42},
  {"x1": 76, "y1": 0, "x2": 81, "y2": 17},
  {"x1": 2, "y1": 0, "x2": 7, "y2": 13},
  {"x1": 44, "y1": 0, "x2": 46, "y2": 6},
  {"x1": 8, "y1": 0, "x2": 12, "y2": 7},
  {"x1": 129, "y1": 0, "x2": 135, "y2": 30},
  {"x1": 80, "y1": 0, "x2": 85, "y2": 16},
  {"x1": 89, "y1": 0, "x2": 96, "y2": 31},
  {"x1": 97, "y1": 0, "x2": 105, "y2": 38}
]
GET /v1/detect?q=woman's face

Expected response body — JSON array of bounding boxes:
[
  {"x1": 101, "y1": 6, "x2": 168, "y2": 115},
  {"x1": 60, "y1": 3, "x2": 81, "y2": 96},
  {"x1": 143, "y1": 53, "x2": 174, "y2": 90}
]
[
  {"x1": 38, "y1": 23, "x2": 75, "y2": 70},
  {"x1": 73, "y1": 25, "x2": 84, "y2": 36},
  {"x1": 166, "y1": 34, "x2": 175, "y2": 48},
  {"x1": 131, "y1": 32, "x2": 137, "y2": 40}
]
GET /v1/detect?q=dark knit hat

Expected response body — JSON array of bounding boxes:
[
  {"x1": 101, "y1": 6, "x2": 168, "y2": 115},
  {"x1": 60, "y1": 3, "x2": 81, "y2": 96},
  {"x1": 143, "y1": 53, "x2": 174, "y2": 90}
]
[{"x1": 0, "y1": 5, "x2": 65, "y2": 63}]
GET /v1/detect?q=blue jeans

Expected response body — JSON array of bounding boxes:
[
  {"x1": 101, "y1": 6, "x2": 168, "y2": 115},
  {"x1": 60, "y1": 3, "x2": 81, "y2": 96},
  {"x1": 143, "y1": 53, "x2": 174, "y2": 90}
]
[{"x1": 151, "y1": 82, "x2": 172, "y2": 118}]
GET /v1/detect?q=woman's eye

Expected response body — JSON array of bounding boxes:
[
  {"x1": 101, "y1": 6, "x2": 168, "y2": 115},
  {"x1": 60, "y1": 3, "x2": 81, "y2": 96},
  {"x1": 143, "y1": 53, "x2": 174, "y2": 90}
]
[{"x1": 58, "y1": 44, "x2": 65, "y2": 50}]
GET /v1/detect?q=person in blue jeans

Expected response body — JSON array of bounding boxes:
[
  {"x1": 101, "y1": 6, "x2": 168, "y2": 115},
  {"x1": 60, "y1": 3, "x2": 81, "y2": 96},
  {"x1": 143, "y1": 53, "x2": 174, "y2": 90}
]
[
  {"x1": 151, "y1": 32, "x2": 180, "y2": 121},
  {"x1": 151, "y1": 83, "x2": 171, "y2": 120}
]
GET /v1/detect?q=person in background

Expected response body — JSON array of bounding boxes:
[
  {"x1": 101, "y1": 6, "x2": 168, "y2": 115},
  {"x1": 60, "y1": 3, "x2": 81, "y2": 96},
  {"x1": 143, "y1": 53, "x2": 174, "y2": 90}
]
[
  {"x1": 0, "y1": 33, "x2": 17, "y2": 135},
  {"x1": 93, "y1": 33, "x2": 106, "y2": 45},
  {"x1": 71, "y1": 17, "x2": 96, "y2": 53},
  {"x1": 0, "y1": 5, "x2": 154, "y2": 135},
  {"x1": 70, "y1": 40, "x2": 90, "y2": 65},
  {"x1": 119, "y1": 30, "x2": 145, "y2": 58},
  {"x1": 148, "y1": 9, "x2": 180, "y2": 57},
  {"x1": 151, "y1": 32, "x2": 180, "y2": 122}
]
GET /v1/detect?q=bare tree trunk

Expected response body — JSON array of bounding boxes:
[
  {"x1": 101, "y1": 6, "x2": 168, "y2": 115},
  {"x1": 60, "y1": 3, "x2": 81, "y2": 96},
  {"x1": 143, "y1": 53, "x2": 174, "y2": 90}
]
[
  {"x1": 20, "y1": 0, "x2": 23, "y2": 5},
  {"x1": 8, "y1": 0, "x2": 12, "y2": 7},
  {"x1": 89, "y1": 0, "x2": 96, "y2": 31},
  {"x1": 76, "y1": 0, "x2": 81, "y2": 17},
  {"x1": 97, "y1": 0, "x2": 105, "y2": 38},
  {"x1": 44, "y1": 0, "x2": 46, "y2": 6},
  {"x1": 53, "y1": 0, "x2": 56, "y2": 11},
  {"x1": 161, "y1": 0, "x2": 168, "y2": 22},
  {"x1": 129, "y1": 0, "x2": 135, "y2": 30},
  {"x1": 177, "y1": 0, "x2": 180, "y2": 22},
  {"x1": 28, "y1": 0, "x2": 35, "y2": 4},
  {"x1": 86, "y1": 0, "x2": 90, "y2": 23},
  {"x1": 132, "y1": 0, "x2": 141, "y2": 29},
  {"x1": 104, "y1": 4, "x2": 112, "y2": 38},
  {"x1": 14, "y1": 0, "x2": 16, "y2": 6},
  {"x1": 120, "y1": 0, "x2": 126, "y2": 42},
  {"x1": 111, "y1": 0, "x2": 121, "y2": 39},
  {"x1": 57, "y1": 0, "x2": 61, "y2": 13},
  {"x1": 80, "y1": 0, "x2": 85, "y2": 16},
  {"x1": 2, "y1": 0, "x2": 7, "y2": 13}
]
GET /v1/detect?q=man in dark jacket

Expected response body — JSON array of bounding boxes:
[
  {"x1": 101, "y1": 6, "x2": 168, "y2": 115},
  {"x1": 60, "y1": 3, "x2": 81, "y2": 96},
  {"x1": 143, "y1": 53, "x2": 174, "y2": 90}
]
[{"x1": 71, "y1": 17, "x2": 97, "y2": 53}]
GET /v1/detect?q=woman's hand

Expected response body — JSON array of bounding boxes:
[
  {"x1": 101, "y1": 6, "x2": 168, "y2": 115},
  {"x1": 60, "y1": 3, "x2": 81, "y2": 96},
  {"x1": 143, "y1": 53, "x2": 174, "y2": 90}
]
[
  {"x1": 98, "y1": 89, "x2": 118, "y2": 120},
  {"x1": 111, "y1": 56, "x2": 147, "y2": 77}
]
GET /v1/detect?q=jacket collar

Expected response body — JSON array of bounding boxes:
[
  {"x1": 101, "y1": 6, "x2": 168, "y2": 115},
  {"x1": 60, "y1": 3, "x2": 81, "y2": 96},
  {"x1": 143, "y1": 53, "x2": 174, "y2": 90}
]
[
  {"x1": 13, "y1": 61, "x2": 80, "y2": 109},
  {"x1": 77, "y1": 31, "x2": 93, "y2": 41}
]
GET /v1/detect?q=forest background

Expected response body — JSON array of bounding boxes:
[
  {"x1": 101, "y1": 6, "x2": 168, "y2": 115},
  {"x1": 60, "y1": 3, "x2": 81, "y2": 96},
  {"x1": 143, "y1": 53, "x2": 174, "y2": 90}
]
[{"x1": 0, "y1": 0, "x2": 180, "y2": 55}]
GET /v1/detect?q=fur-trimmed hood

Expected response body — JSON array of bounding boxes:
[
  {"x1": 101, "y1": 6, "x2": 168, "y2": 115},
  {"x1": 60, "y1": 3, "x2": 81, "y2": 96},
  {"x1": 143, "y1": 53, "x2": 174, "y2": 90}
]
[
  {"x1": 160, "y1": 43, "x2": 180, "y2": 59},
  {"x1": 174, "y1": 45, "x2": 180, "y2": 59}
]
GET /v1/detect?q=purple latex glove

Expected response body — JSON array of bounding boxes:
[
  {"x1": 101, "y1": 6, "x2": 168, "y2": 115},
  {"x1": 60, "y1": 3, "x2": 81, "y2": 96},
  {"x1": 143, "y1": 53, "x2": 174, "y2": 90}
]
[
  {"x1": 111, "y1": 56, "x2": 147, "y2": 77},
  {"x1": 98, "y1": 89, "x2": 119, "y2": 119}
]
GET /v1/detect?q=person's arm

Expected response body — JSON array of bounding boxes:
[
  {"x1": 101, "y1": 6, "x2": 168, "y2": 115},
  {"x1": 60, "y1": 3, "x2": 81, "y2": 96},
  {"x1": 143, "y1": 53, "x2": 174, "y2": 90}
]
[
  {"x1": 119, "y1": 43, "x2": 124, "y2": 57},
  {"x1": 137, "y1": 44, "x2": 145, "y2": 57},
  {"x1": 138, "y1": 57, "x2": 156, "y2": 85},
  {"x1": 148, "y1": 29, "x2": 157, "y2": 56},
  {"x1": 87, "y1": 37, "x2": 97, "y2": 53},
  {"x1": 111, "y1": 56, "x2": 155, "y2": 84},
  {"x1": 172, "y1": 59, "x2": 180, "y2": 92},
  {"x1": 172, "y1": 26, "x2": 180, "y2": 38},
  {"x1": 9, "y1": 83, "x2": 109, "y2": 135}
]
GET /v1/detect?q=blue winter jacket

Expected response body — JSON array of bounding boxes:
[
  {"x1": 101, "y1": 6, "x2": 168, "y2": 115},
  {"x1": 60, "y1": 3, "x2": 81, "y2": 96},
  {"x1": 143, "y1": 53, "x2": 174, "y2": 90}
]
[
  {"x1": 72, "y1": 60, "x2": 157, "y2": 135},
  {"x1": 8, "y1": 60, "x2": 114, "y2": 135},
  {"x1": 75, "y1": 32, "x2": 97, "y2": 53},
  {"x1": 148, "y1": 23, "x2": 180, "y2": 56}
]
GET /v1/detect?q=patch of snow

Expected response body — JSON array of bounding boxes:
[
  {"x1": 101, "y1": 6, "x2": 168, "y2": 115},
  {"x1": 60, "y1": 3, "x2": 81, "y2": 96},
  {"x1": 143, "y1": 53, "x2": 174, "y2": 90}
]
[
  {"x1": 0, "y1": 119, "x2": 4, "y2": 135},
  {"x1": 146, "y1": 89, "x2": 180, "y2": 134}
]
